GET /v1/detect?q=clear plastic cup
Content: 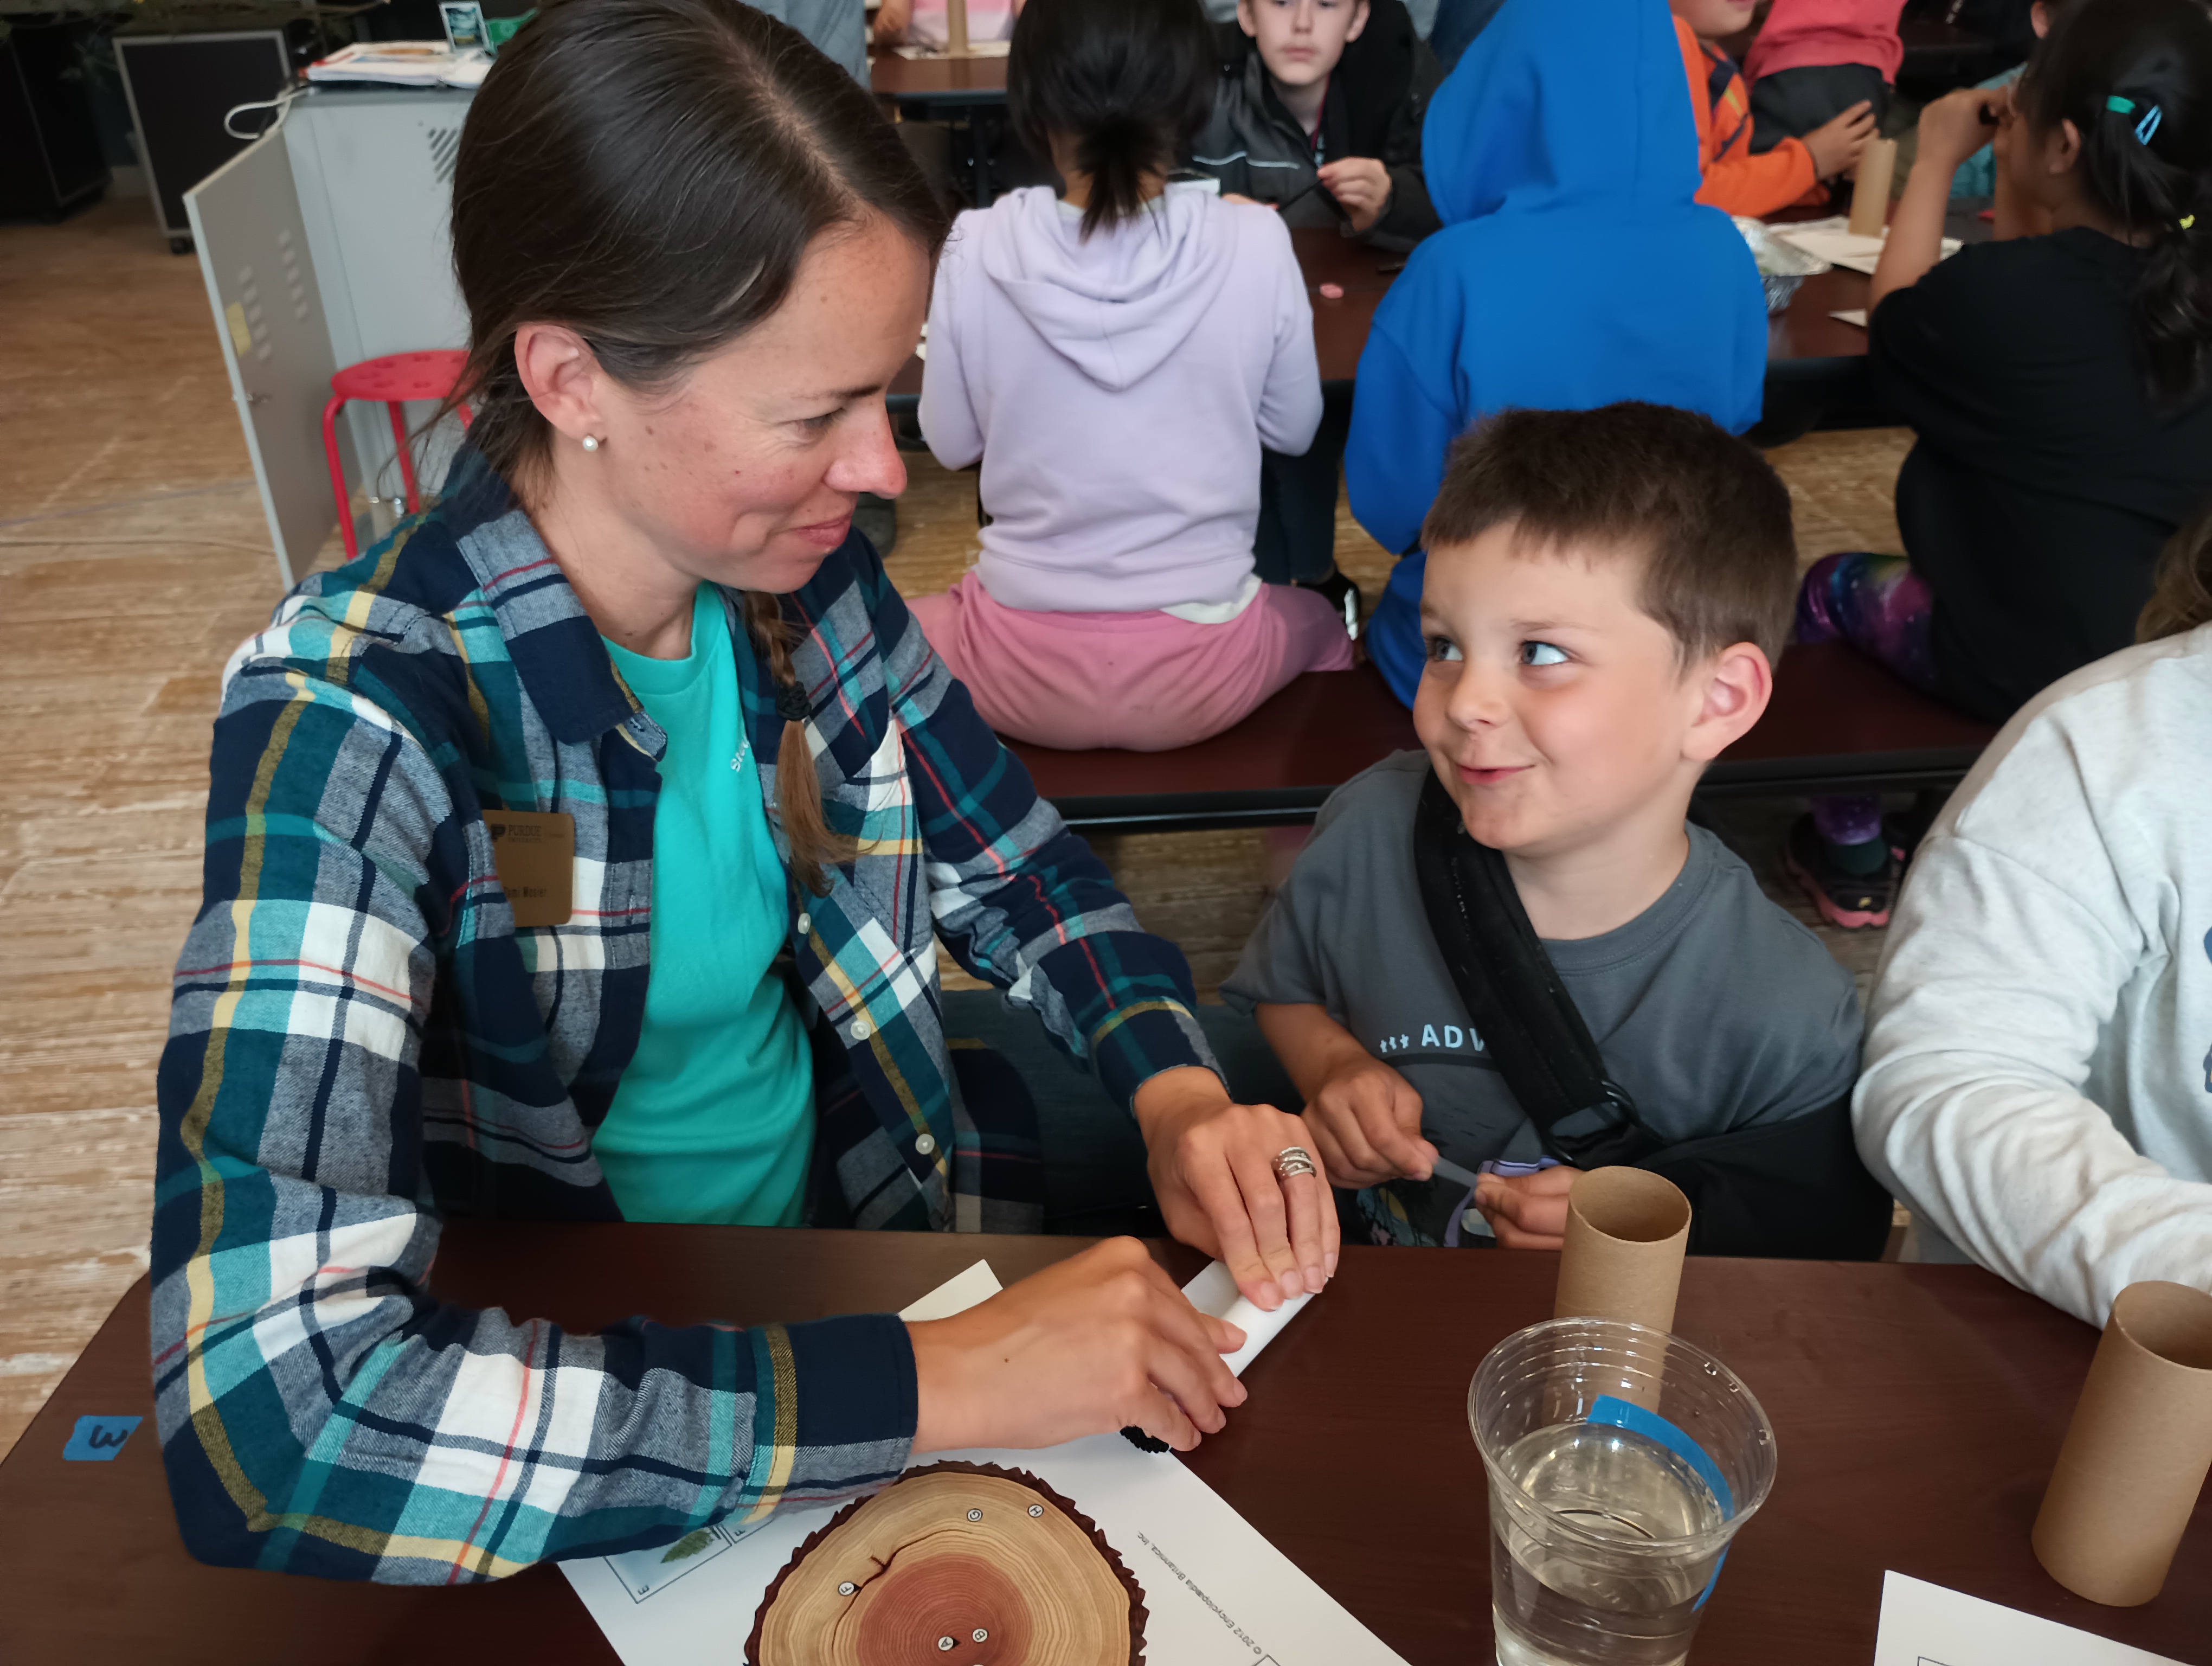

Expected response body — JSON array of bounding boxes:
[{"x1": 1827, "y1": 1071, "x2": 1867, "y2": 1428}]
[{"x1": 1469, "y1": 1318, "x2": 1778, "y2": 1666}]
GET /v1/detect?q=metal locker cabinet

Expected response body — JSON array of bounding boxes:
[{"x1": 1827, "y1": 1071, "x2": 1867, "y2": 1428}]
[{"x1": 282, "y1": 87, "x2": 474, "y2": 517}]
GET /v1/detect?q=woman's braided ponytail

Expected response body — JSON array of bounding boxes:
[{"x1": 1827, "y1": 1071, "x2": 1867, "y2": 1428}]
[{"x1": 741, "y1": 589, "x2": 856, "y2": 896}]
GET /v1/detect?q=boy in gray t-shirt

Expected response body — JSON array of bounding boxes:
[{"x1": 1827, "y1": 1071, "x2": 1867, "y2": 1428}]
[{"x1": 1223, "y1": 403, "x2": 1870, "y2": 1250}]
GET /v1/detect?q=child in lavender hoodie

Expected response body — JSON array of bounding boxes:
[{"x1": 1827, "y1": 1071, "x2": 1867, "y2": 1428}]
[{"x1": 910, "y1": 0, "x2": 1352, "y2": 752}]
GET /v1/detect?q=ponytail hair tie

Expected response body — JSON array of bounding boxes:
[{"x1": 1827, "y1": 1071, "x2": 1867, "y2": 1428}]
[
  {"x1": 2183, "y1": 214, "x2": 2198, "y2": 231},
  {"x1": 2106, "y1": 94, "x2": 2164, "y2": 145},
  {"x1": 775, "y1": 681, "x2": 811, "y2": 724}
]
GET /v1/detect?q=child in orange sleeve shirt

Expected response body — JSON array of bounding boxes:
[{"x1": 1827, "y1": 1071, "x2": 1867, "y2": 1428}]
[{"x1": 1673, "y1": 0, "x2": 1877, "y2": 217}]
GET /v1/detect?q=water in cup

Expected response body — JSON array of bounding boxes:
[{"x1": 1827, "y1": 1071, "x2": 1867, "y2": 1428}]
[
  {"x1": 1489, "y1": 1420, "x2": 1725, "y2": 1666},
  {"x1": 1470, "y1": 1318, "x2": 1777, "y2": 1666}
]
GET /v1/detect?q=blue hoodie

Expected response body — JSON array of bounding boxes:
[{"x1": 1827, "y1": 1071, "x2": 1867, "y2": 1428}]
[{"x1": 1347, "y1": 0, "x2": 1769, "y2": 704}]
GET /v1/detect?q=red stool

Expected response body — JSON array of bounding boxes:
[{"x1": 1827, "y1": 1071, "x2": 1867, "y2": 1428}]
[{"x1": 322, "y1": 350, "x2": 472, "y2": 560}]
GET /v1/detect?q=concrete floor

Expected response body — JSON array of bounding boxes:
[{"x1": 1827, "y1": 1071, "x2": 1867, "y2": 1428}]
[{"x1": 0, "y1": 195, "x2": 1914, "y2": 1460}]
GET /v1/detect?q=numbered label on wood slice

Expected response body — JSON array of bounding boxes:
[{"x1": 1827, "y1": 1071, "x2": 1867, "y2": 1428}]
[{"x1": 745, "y1": 1462, "x2": 1147, "y2": 1665}]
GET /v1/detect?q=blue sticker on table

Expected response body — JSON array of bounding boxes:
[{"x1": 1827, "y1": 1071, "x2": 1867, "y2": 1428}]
[
  {"x1": 1586, "y1": 1394, "x2": 1733, "y2": 1608},
  {"x1": 62, "y1": 1415, "x2": 143, "y2": 1461}
]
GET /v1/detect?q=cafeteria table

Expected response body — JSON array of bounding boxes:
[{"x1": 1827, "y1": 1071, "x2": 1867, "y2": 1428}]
[
  {"x1": 4, "y1": 1222, "x2": 2207, "y2": 1664},
  {"x1": 886, "y1": 225, "x2": 1880, "y2": 438},
  {"x1": 870, "y1": 50, "x2": 1010, "y2": 209}
]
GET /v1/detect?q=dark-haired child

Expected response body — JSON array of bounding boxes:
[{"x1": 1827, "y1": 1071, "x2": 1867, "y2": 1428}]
[
  {"x1": 1187, "y1": 0, "x2": 1444, "y2": 599},
  {"x1": 1951, "y1": 0, "x2": 2086, "y2": 201},
  {"x1": 1189, "y1": 0, "x2": 1442, "y2": 248},
  {"x1": 1227, "y1": 403, "x2": 1886, "y2": 1258},
  {"x1": 910, "y1": 0, "x2": 1351, "y2": 751},
  {"x1": 1788, "y1": 0, "x2": 2212, "y2": 930}
]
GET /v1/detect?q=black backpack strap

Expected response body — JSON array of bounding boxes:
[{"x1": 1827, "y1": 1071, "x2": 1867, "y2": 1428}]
[
  {"x1": 1640, "y1": 1091, "x2": 1893, "y2": 1261},
  {"x1": 1411, "y1": 771, "x2": 1663, "y2": 1168}
]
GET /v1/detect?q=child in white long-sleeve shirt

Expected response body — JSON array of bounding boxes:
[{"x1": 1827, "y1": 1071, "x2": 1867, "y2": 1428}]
[{"x1": 1855, "y1": 510, "x2": 2212, "y2": 1326}]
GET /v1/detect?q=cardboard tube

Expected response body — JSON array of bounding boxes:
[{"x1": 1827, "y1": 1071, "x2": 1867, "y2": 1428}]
[
  {"x1": 2031, "y1": 1281, "x2": 2212, "y2": 1606},
  {"x1": 945, "y1": 0, "x2": 968, "y2": 56},
  {"x1": 1553, "y1": 1168, "x2": 1692, "y2": 1336},
  {"x1": 1847, "y1": 137, "x2": 1898, "y2": 239}
]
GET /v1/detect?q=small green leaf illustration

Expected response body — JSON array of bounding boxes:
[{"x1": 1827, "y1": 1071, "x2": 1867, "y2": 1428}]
[{"x1": 661, "y1": 1528, "x2": 715, "y2": 1563}]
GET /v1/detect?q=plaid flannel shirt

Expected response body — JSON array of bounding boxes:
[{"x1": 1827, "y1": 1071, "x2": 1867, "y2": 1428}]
[{"x1": 151, "y1": 449, "x2": 1217, "y2": 1582}]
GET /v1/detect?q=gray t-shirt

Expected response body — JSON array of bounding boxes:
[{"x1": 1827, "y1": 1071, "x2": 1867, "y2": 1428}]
[{"x1": 1222, "y1": 753, "x2": 1863, "y2": 1246}]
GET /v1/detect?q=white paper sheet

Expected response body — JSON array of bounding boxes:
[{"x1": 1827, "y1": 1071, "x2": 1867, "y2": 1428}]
[
  {"x1": 890, "y1": 38, "x2": 1012, "y2": 56},
  {"x1": 1830, "y1": 309, "x2": 1869, "y2": 327},
  {"x1": 1774, "y1": 215, "x2": 1963, "y2": 277},
  {"x1": 565, "y1": 1258, "x2": 1381, "y2": 1665},
  {"x1": 1873, "y1": 1572, "x2": 2190, "y2": 1666}
]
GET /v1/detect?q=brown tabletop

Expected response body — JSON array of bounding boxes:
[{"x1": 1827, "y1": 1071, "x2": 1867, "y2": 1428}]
[
  {"x1": 1766, "y1": 266, "x2": 1874, "y2": 364},
  {"x1": 867, "y1": 49, "x2": 1008, "y2": 102},
  {"x1": 6, "y1": 1224, "x2": 2209, "y2": 1665},
  {"x1": 888, "y1": 227, "x2": 1872, "y2": 414}
]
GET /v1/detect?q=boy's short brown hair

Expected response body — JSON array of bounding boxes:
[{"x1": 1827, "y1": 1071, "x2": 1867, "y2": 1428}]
[{"x1": 1420, "y1": 402, "x2": 1798, "y2": 667}]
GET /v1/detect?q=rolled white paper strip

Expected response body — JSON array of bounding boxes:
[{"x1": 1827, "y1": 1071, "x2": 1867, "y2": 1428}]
[{"x1": 1182, "y1": 1259, "x2": 1317, "y2": 1379}]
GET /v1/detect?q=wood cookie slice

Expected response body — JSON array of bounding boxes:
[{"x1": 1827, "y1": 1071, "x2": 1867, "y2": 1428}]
[{"x1": 746, "y1": 1461, "x2": 1146, "y2": 1666}]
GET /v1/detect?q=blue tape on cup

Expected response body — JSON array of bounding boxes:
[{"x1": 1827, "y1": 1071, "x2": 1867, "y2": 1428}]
[
  {"x1": 62, "y1": 1414, "x2": 143, "y2": 1462},
  {"x1": 1586, "y1": 1394, "x2": 1734, "y2": 1609}
]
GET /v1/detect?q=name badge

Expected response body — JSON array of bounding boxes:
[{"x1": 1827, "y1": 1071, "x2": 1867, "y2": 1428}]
[{"x1": 483, "y1": 810, "x2": 575, "y2": 928}]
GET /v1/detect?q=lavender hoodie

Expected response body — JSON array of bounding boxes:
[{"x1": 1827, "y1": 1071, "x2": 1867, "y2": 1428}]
[{"x1": 919, "y1": 182, "x2": 1322, "y2": 615}]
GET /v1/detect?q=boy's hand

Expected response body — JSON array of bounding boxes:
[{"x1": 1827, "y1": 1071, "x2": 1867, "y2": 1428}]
[
  {"x1": 1918, "y1": 82, "x2": 2010, "y2": 174},
  {"x1": 1472, "y1": 1165, "x2": 1583, "y2": 1250},
  {"x1": 1316, "y1": 158, "x2": 1392, "y2": 235},
  {"x1": 871, "y1": 0, "x2": 911, "y2": 44},
  {"x1": 1302, "y1": 1056, "x2": 1434, "y2": 1188},
  {"x1": 1803, "y1": 100, "x2": 1879, "y2": 181},
  {"x1": 1134, "y1": 1066, "x2": 1338, "y2": 1312}
]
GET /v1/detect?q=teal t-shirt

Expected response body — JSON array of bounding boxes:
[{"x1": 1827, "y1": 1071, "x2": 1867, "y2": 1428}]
[{"x1": 594, "y1": 586, "x2": 814, "y2": 1225}]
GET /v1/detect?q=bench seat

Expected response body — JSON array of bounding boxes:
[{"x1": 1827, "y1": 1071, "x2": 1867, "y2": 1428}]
[{"x1": 1003, "y1": 642, "x2": 1999, "y2": 834}]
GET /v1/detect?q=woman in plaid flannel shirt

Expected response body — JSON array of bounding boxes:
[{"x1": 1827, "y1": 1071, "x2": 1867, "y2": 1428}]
[{"x1": 151, "y1": 0, "x2": 1335, "y2": 1583}]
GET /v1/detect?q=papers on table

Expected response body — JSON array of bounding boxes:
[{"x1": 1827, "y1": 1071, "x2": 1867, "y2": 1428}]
[
  {"x1": 1774, "y1": 215, "x2": 1962, "y2": 277},
  {"x1": 1830, "y1": 309, "x2": 1869, "y2": 328},
  {"x1": 1874, "y1": 1572, "x2": 2190, "y2": 1666},
  {"x1": 564, "y1": 1258, "x2": 1387, "y2": 1666},
  {"x1": 304, "y1": 42, "x2": 491, "y2": 88},
  {"x1": 890, "y1": 38, "x2": 1011, "y2": 56}
]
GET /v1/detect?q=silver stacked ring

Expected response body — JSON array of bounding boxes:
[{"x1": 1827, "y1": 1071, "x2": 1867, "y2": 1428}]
[{"x1": 1273, "y1": 1144, "x2": 1317, "y2": 1182}]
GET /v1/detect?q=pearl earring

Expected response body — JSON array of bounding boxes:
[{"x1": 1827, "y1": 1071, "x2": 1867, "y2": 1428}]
[{"x1": 581, "y1": 434, "x2": 602, "y2": 452}]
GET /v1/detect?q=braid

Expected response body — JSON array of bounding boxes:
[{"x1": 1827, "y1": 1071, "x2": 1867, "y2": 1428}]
[
  {"x1": 2021, "y1": 0, "x2": 2212, "y2": 407},
  {"x1": 740, "y1": 589, "x2": 856, "y2": 896}
]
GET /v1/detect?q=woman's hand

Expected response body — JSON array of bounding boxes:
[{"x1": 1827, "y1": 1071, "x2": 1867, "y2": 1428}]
[
  {"x1": 1317, "y1": 158, "x2": 1392, "y2": 235},
  {"x1": 1803, "y1": 99, "x2": 1879, "y2": 181},
  {"x1": 871, "y1": 0, "x2": 911, "y2": 46},
  {"x1": 909, "y1": 1236, "x2": 1247, "y2": 1454},
  {"x1": 1301, "y1": 1055, "x2": 1433, "y2": 1189},
  {"x1": 1134, "y1": 1066, "x2": 1338, "y2": 1311},
  {"x1": 1472, "y1": 1165, "x2": 1584, "y2": 1251}
]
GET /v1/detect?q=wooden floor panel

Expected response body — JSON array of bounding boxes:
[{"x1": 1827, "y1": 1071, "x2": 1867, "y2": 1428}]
[{"x1": 0, "y1": 197, "x2": 1911, "y2": 1460}]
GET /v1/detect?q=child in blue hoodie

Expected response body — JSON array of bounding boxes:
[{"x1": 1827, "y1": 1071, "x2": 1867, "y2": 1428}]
[{"x1": 1345, "y1": 0, "x2": 1770, "y2": 705}]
